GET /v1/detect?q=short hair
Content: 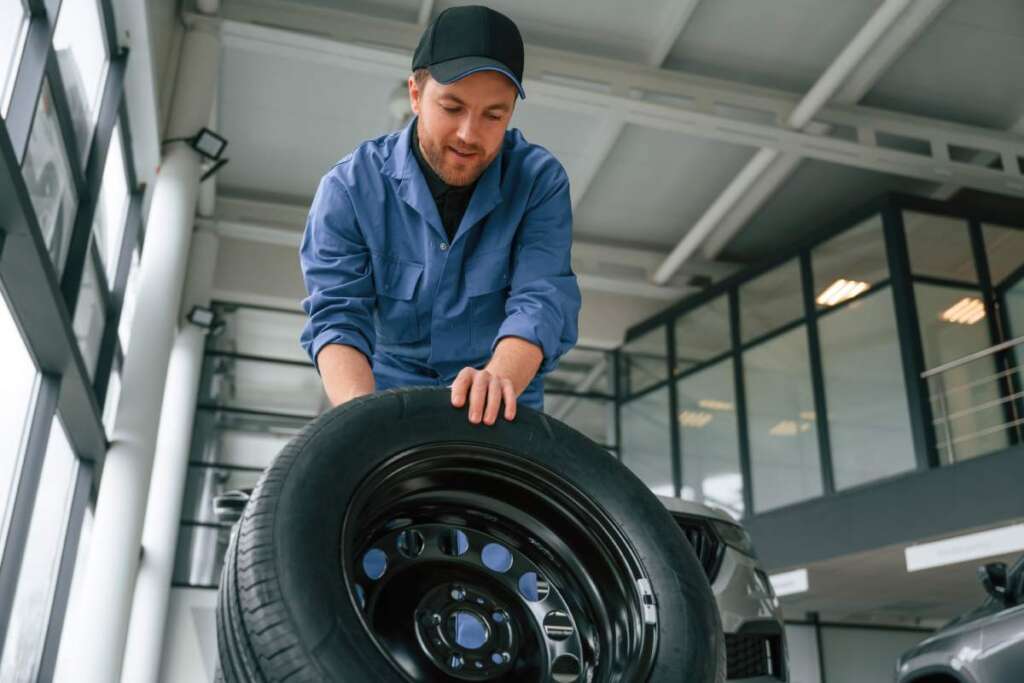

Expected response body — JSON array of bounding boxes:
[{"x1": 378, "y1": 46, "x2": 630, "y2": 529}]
[{"x1": 413, "y1": 68, "x2": 431, "y2": 91}]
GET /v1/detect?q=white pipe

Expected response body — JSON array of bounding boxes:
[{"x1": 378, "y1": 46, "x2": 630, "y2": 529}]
[
  {"x1": 120, "y1": 230, "x2": 219, "y2": 683},
  {"x1": 653, "y1": 0, "x2": 913, "y2": 285},
  {"x1": 197, "y1": 94, "x2": 219, "y2": 218},
  {"x1": 62, "y1": 24, "x2": 220, "y2": 683}
]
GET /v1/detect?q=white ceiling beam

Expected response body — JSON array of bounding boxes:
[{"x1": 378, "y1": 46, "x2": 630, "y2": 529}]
[
  {"x1": 647, "y1": 0, "x2": 701, "y2": 68},
  {"x1": 416, "y1": 0, "x2": 433, "y2": 26},
  {"x1": 200, "y1": 3, "x2": 1024, "y2": 205},
  {"x1": 930, "y1": 114, "x2": 1024, "y2": 201},
  {"x1": 654, "y1": 0, "x2": 963, "y2": 282},
  {"x1": 699, "y1": 0, "x2": 953, "y2": 259}
]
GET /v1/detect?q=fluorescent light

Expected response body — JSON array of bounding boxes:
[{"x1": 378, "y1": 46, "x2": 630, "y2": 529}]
[
  {"x1": 799, "y1": 411, "x2": 816, "y2": 421},
  {"x1": 941, "y1": 297, "x2": 986, "y2": 325},
  {"x1": 769, "y1": 568, "x2": 809, "y2": 597},
  {"x1": 679, "y1": 410, "x2": 713, "y2": 428},
  {"x1": 769, "y1": 420, "x2": 798, "y2": 436},
  {"x1": 816, "y1": 278, "x2": 870, "y2": 306},
  {"x1": 698, "y1": 399, "x2": 734, "y2": 412},
  {"x1": 905, "y1": 523, "x2": 1024, "y2": 572}
]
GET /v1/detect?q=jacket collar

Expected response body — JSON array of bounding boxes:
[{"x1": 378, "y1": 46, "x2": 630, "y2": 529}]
[{"x1": 384, "y1": 117, "x2": 504, "y2": 244}]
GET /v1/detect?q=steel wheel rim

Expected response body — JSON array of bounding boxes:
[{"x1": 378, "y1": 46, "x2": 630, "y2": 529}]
[{"x1": 341, "y1": 444, "x2": 659, "y2": 682}]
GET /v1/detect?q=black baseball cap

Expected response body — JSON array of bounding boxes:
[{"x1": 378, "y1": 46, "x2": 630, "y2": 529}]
[{"x1": 412, "y1": 5, "x2": 526, "y2": 99}]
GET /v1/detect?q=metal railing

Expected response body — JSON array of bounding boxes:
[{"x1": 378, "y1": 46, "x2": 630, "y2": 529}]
[{"x1": 922, "y1": 335, "x2": 1024, "y2": 465}]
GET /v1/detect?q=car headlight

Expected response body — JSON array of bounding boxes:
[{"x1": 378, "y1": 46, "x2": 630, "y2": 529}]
[{"x1": 712, "y1": 520, "x2": 758, "y2": 558}]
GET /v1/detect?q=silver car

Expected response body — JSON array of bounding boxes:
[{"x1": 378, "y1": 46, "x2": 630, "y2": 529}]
[
  {"x1": 659, "y1": 496, "x2": 788, "y2": 682},
  {"x1": 897, "y1": 555, "x2": 1024, "y2": 683}
]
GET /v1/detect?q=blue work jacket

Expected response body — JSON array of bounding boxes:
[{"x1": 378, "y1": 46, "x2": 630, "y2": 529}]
[{"x1": 299, "y1": 117, "x2": 581, "y2": 409}]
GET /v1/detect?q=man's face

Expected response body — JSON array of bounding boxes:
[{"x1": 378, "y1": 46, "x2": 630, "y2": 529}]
[{"x1": 409, "y1": 70, "x2": 517, "y2": 187}]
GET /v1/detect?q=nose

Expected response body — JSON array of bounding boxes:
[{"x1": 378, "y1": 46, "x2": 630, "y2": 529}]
[{"x1": 455, "y1": 116, "x2": 481, "y2": 149}]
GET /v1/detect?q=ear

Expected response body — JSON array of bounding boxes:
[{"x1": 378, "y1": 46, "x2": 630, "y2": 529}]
[{"x1": 408, "y1": 75, "x2": 421, "y2": 116}]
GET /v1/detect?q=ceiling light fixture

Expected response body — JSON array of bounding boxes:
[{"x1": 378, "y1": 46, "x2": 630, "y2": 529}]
[
  {"x1": 941, "y1": 297, "x2": 986, "y2": 325},
  {"x1": 905, "y1": 523, "x2": 1024, "y2": 572},
  {"x1": 698, "y1": 399, "x2": 734, "y2": 412},
  {"x1": 769, "y1": 420, "x2": 798, "y2": 436},
  {"x1": 769, "y1": 568, "x2": 809, "y2": 597},
  {"x1": 678, "y1": 410, "x2": 713, "y2": 428},
  {"x1": 816, "y1": 278, "x2": 870, "y2": 306}
]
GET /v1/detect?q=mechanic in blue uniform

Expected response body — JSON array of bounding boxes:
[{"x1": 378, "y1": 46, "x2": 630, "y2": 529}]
[{"x1": 299, "y1": 5, "x2": 581, "y2": 425}]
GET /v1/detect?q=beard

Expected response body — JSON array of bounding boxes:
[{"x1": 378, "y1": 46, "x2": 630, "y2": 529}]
[{"x1": 417, "y1": 121, "x2": 496, "y2": 187}]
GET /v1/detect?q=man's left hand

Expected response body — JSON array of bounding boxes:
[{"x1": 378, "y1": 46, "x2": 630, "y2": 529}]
[{"x1": 450, "y1": 367, "x2": 517, "y2": 424}]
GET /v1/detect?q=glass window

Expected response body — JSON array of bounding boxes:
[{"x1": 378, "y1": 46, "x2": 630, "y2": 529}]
[
  {"x1": 544, "y1": 347, "x2": 613, "y2": 397},
  {"x1": 673, "y1": 295, "x2": 730, "y2": 372},
  {"x1": 818, "y1": 288, "x2": 916, "y2": 489},
  {"x1": 118, "y1": 248, "x2": 139, "y2": 351},
  {"x1": 181, "y1": 465, "x2": 262, "y2": 526},
  {"x1": 191, "y1": 409, "x2": 304, "y2": 471},
  {"x1": 52, "y1": 501, "x2": 92, "y2": 683},
  {"x1": 0, "y1": 289, "x2": 40, "y2": 556},
  {"x1": 740, "y1": 260, "x2": 803, "y2": 342},
  {"x1": 199, "y1": 355, "x2": 327, "y2": 417},
  {"x1": 676, "y1": 359, "x2": 743, "y2": 518},
  {"x1": 744, "y1": 326, "x2": 823, "y2": 511},
  {"x1": 620, "y1": 327, "x2": 668, "y2": 395},
  {"x1": 1, "y1": 0, "x2": 29, "y2": 117},
  {"x1": 53, "y1": 0, "x2": 110, "y2": 162},
  {"x1": 22, "y1": 80, "x2": 79, "y2": 277},
  {"x1": 546, "y1": 396, "x2": 614, "y2": 446},
  {"x1": 0, "y1": 416, "x2": 79, "y2": 682},
  {"x1": 92, "y1": 123, "x2": 129, "y2": 282},
  {"x1": 173, "y1": 522, "x2": 230, "y2": 587},
  {"x1": 621, "y1": 387, "x2": 673, "y2": 497},
  {"x1": 102, "y1": 364, "x2": 121, "y2": 436},
  {"x1": 207, "y1": 303, "x2": 309, "y2": 361},
  {"x1": 982, "y1": 223, "x2": 1024, "y2": 287},
  {"x1": 813, "y1": 214, "x2": 889, "y2": 310},
  {"x1": 72, "y1": 247, "x2": 106, "y2": 379},
  {"x1": 904, "y1": 212, "x2": 977, "y2": 283},
  {"x1": 915, "y1": 284, "x2": 1008, "y2": 463},
  {"x1": 1006, "y1": 278, "x2": 1024, "y2": 339}
]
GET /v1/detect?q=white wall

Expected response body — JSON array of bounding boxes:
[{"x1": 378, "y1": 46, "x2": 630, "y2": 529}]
[
  {"x1": 820, "y1": 626, "x2": 926, "y2": 683},
  {"x1": 784, "y1": 624, "x2": 822, "y2": 683},
  {"x1": 158, "y1": 587, "x2": 217, "y2": 683}
]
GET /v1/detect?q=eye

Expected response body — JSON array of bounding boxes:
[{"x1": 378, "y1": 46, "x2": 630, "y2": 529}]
[
  {"x1": 441, "y1": 105, "x2": 460, "y2": 114},
  {"x1": 486, "y1": 113, "x2": 503, "y2": 121}
]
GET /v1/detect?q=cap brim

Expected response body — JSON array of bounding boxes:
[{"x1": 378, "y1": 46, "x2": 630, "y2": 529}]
[{"x1": 428, "y1": 56, "x2": 526, "y2": 99}]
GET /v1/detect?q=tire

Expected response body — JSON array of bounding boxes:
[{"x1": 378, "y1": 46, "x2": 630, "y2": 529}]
[{"x1": 217, "y1": 387, "x2": 723, "y2": 682}]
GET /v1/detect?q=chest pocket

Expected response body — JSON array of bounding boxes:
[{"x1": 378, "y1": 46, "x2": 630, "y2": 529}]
[
  {"x1": 373, "y1": 255, "x2": 424, "y2": 344},
  {"x1": 466, "y1": 249, "x2": 512, "y2": 353}
]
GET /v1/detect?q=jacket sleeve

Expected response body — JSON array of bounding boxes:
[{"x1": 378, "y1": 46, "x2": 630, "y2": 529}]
[
  {"x1": 299, "y1": 169, "x2": 376, "y2": 371},
  {"x1": 491, "y1": 161, "x2": 581, "y2": 375}
]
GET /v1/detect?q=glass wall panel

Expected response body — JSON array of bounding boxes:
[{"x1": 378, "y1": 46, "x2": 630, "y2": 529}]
[
  {"x1": 620, "y1": 327, "x2": 668, "y2": 395},
  {"x1": 1, "y1": 0, "x2": 29, "y2": 116},
  {"x1": 813, "y1": 214, "x2": 888, "y2": 310},
  {"x1": 22, "y1": 80, "x2": 79, "y2": 277},
  {"x1": 92, "y1": 123, "x2": 129, "y2": 282},
  {"x1": 740, "y1": 260, "x2": 803, "y2": 342},
  {"x1": 546, "y1": 395, "x2": 614, "y2": 446},
  {"x1": 199, "y1": 355, "x2": 327, "y2": 417},
  {"x1": 1006, "y1": 278, "x2": 1024, "y2": 339},
  {"x1": 207, "y1": 303, "x2": 308, "y2": 361},
  {"x1": 621, "y1": 387, "x2": 673, "y2": 497},
  {"x1": 118, "y1": 248, "x2": 139, "y2": 350},
  {"x1": 191, "y1": 409, "x2": 304, "y2": 471},
  {"x1": 744, "y1": 326, "x2": 822, "y2": 511},
  {"x1": 181, "y1": 465, "x2": 262, "y2": 526},
  {"x1": 982, "y1": 223, "x2": 1024, "y2": 287},
  {"x1": 818, "y1": 288, "x2": 916, "y2": 489},
  {"x1": 904, "y1": 212, "x2": 977, "y2": 283},
  {"x1": 53, "y1": 0, "x2": 109, "y2": 161},
  {"x1": 72, "y1": 248, "x2": 105, "y2": 378},
  {"x1": 0, "y1": 417, "x2": 78, "y2": 682},
  {"x1": 915, "y1": 284, "x2": 1007, "y2": 463},
  {"x1": 673, "y1": 295, "x2": 730, "y2": 372},
  {"x1": 544, "y1": 347, "x2": 613, "y2": 397},
  {"x1": 172, "y1": 523, "x2": 229, "y2": 587},
  {"x1": 676, "y1": 359, "x2": 743, "y2": 518},
  {"x1": 53, "y1": 502, "x2": 93, "y2": 683},
  {"x1": 0, "y1": 290, "x2": 39, "y2": 555}
]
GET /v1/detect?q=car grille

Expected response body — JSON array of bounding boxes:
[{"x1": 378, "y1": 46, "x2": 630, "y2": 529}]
[
  {"x1": 672, "y1": 516, "x2": 724, "y2": 582},
  {"x1": 725, "y1": 632, "x2": 785, "y2": 680}
]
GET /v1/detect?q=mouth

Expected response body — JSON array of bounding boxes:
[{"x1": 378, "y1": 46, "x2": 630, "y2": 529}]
[{"x1": 448, "y1": 146, "x2": 478, "y2": 160}]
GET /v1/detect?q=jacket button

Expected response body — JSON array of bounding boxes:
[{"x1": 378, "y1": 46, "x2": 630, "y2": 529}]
[{"x1": 439, "y1": 242, "x2": 449, "y2": 251}]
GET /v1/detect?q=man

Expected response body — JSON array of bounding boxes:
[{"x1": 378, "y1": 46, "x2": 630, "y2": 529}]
[{"x1": 299, "y1": 5, "x2": 580, "y2": 426}]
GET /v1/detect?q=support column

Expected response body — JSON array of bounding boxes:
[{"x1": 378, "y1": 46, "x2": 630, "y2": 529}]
[
  {"x1": 120, "y1": 229, "x2": 219, "y2": 683},
  {"x1": 62, "y1": 22, "x2": 220, "y2": 683}
]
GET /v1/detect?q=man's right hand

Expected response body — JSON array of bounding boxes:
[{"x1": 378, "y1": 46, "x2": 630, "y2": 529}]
[{"x1": 316, "y1": 344, "x2": 375, "y2": 407}]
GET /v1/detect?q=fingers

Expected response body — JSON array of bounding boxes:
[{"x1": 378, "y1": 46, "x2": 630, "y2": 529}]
[
  {"x1": 501, "y1": 378, "x2": 517, "y2": 421},
  {"x1": 468, "y1": 371, "x2": 490, "y2": 424},
  {"x1": 450, "y1": 367, "x2": 474, "y2": 408},
  {"x1": 482, "y1": 374, "x2": 503, "y2": 426}
]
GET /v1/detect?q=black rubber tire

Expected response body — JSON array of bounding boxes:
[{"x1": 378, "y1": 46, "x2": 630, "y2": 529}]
[{"x1": 216, "y1": 387, "x2": 723, "y2": 682}]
